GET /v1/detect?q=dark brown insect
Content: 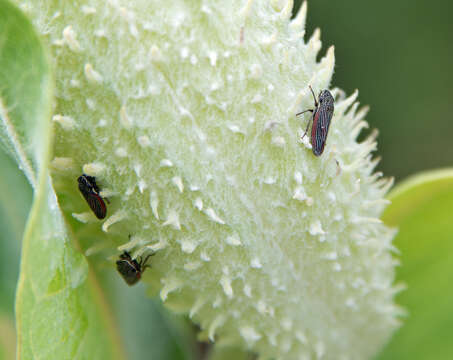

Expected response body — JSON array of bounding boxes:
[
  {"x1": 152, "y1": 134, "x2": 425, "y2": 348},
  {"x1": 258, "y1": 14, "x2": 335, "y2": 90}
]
[
  {"x1": 77, "y1": 174, "x2": 107, "y2": 219},
  {"x1": 297, "y1": 86, "x2": 335, "y2": 156},
  {"x1": 116, "y1": 251, "x2": 154, "y2": 286}
]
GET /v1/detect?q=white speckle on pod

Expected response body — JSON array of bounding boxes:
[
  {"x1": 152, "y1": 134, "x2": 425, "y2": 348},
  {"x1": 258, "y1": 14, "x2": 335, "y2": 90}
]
[
  {"x1": 51, "y1": 157, "x2": 74, "y2": 171},
  {"x1": 137, "y1": 135, "x2": 151, "y2": 147},
  {"x1": 52, "y1": 114, "x2": 75, "y2": 130},
  {"x1": 226, "y1": 236, "x2": 241, "y2": 246},
  {"x1": 162, "y1": 210, "x2": 181, "y2": 230},
  {"x1": 172, "y1": 176, "x2": 184, "y2": 193},
  {"x1": 240, "y1": 326, "x2": 261, "y2": 346},
  {"x1": 160, "y1": 159, "x2": 173, "y2": 167},
  {"x1": 120, "y1": 105, "x2": 133, "y2": 129},
  {"x1": 251, "y1": 258, "x2": 262, "y2": 268},
  {"x1": 180, "y1": 239, "x2": 197, "y2": 254},
  {"x1": 84, "y1": 63, "x2": 103, "y2": 83},
  {"x1": 205, "y1": 208, "x2": 225, "y2": 224},
  {"x1": 82, "y1": 162, "x2": 105, "y2": 176},
  {"x1": 220, "y1": 276, "x2": 233, "y2": 299},
  {"x1": 62, "y1": 25, "x2": 81, "y2": 52},
  {"x1": 102, "y1": 210, "x2": 128, "y2": 233}
]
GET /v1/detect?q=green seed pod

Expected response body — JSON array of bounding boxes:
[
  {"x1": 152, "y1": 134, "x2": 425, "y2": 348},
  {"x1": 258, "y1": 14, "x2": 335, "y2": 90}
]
[{"x1": 21, "y1": 0, "x2": 401, "y2": 358}]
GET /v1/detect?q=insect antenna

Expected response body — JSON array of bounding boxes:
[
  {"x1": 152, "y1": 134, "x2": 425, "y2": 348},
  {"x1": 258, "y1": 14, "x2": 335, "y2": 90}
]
[{"x1": 308, "y1": 85, "x2": 318, "y2": 106}]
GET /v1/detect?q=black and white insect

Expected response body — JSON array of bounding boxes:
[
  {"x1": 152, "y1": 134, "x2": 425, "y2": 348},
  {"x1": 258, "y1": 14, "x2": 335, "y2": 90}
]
[
  {"x1": 116, "y1": 251, "x2": 154, "y2": 286},
  {"x1": 77, "y1": 174, "x2": 107, "y2": 219},
  {"x1": 297, "y1": 86, "x2": 335, "y2": 156}
]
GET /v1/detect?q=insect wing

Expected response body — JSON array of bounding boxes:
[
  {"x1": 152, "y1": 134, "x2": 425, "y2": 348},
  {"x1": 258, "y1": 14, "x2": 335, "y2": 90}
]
[
  {"x1": 311, "y1": 102, "x2": 334, "y2": 156},
  {"x1": 83, "y1": 191, "x2": 107, "y2": 219},
  {"x1": 116, "y1": 259, "x2": 140, "y2": 286}
]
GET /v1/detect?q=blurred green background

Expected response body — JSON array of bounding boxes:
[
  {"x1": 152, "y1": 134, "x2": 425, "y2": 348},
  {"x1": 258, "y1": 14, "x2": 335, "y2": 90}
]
[{"x1": 295, "y1": 0, "x2": 453, "y2": 180}]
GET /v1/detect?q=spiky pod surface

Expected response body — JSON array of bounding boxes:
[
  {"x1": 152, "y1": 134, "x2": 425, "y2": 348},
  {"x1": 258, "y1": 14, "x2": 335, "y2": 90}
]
[{"x1": 19, "y1": 0, "x2": 400, "y2": 358}]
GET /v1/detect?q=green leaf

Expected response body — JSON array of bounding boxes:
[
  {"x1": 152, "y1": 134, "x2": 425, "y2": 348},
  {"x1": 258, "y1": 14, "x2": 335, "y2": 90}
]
[
  {"x1": 0, "y1": 2, "x2": 196, "y2": 359},
  {"x1": 377, "y1": 169, "x2": 453, "y2": 360},
  {"x1": 0, "y1": 150, "x2": 32, "y2": 360},
  {"x1": 0, "y1": 1, "x2": 124, "y2": 358},
  {"x1": 0, "y1": 149, "x2": 32, "y2": 314}
]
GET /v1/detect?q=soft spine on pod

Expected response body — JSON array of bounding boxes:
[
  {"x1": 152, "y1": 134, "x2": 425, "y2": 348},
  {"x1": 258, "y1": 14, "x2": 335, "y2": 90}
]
[{"x1": 22, "y1": 0, "x2": 401, "y2": 359}]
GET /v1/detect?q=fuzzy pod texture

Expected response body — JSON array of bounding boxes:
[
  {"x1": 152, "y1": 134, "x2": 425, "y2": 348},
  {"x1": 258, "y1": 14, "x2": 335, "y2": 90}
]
[{"x1": 19, "y1": 0, "x2": 401, "y2": 359}]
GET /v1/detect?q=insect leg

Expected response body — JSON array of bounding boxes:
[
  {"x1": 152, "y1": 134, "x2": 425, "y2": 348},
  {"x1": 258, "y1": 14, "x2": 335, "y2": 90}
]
[
  {"x1": 308, "y1": 85, "x2": 318, "y2": 107},
  {"x1": 141, "y1": 252, "x2": 156, "y2": 269},
  {"x1": 301, "y1": 114, "x2": 313, "y2": 140},
  {"x1": 295, "y1": 109, "x2": 313, "y2": 116}
]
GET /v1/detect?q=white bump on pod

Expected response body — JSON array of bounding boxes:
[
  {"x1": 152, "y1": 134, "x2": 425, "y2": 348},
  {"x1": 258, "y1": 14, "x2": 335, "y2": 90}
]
[
  {"x1": 120, "y1": 105, "x2": 133, "y2": 129},
  {"x1": 83, "y1": 162, "x2": 105, "y2": 176},
  {"x1": 146, "y1": 238, "x2": 167, "y2": 252},
  {"x1": 184, "y1": 261, "x2": 202, "y2": 271},
  {"x1": 194, "y1": 197, "x2": 203, "y2": 211},
  {"x1": 295, "y1": 330, "x2": 308, "y2": 344},
  {"x1": 160, "y1": 159, "x2": 173, "y2": 167},
  {"x1": 294, "y1": 171, "x2": 303, "y2": 185},
  {"x1": 220, "y1": 275, "x2": 233, "y2": 299},
  {"x1": 172, "y1": 176, "x2": 184, "y2": 193},
  {"x1": 240, "y1": 326, "x2": 261, "y2": 346},
  {"x1": 160, "y1": 278, "x2": 182, "y2": 301},
  {"x1": 309, "y1": 220, "x2": 326, "y2": 236},
  {"x1": 315, "y1": 341, "x2": 325, "y2": 359},
  {"x1": 51, "y1": 157, "x2": 74, "y2": 171},
  {"x1": 213, "y1": 295, "x2": 223, "y2": 308},
  {"x1": 280, "y1": 0, "x2": 293, "y2": 20},
  {"x1": 293, "y1": 186, "x2": 307, "y2": 201},
  {"x1": 180, "y1": 47, "x2": 189, "y2": 59},
  {"x1": 138, "y1": 180, "x2": 147, "y2": 193},
  {"x1": 102, "y1": 210, "x2": 127, "y2": 233},
  {"x1": 250, "y1": 63, "x2": 263, "y2": 79},
  {"x1": 200, "y1": 251, "x2": 211, "y2": 262},
  {"x1": 84, "y1": 63, "x2": 103, "y2": 83},
  {"x1": 281, "y1": 318, "x2": 293, "y2": 331},
  {"x1": 137, "y1": 135, "x2": 151, "y2": 147},
  {"x1": 98, "y1": 119, "x2": 107, "y2": 127},
  {"x1": 205, "y1": 208, "x2": 225, "y2": 224},
  {"x1": 162, "y1": 210, "x2": 181, "y2": 230},
  {"x1": 133, "y1": 163, "x2": 142, "y2": 177},
  {"x1": 115, "y1": 147, "x2": 128, "y2": 157},
  {"x1": 99, "y1": 189, "x2": 115, "y2": 198},
  {"x1": 250, "y1": 258, "x2": 262, "y2": 268},
  {"x1": 209, "y1": 315, "x2": 226, "y2": 341},
  {"x1": 272, "y1": 136, "x2": 286, "y2": 147},
  {"x1": 225, "y1": 236, "x2": 241, "y2": 246},
  {"x1": 81, "y1": 5, "x2": 96, "y2": 15},
  {"x1": 251, "y1": 94, "x2": 263, "y2": 103},
  {"x1": 227, "y1": 124, "x2": 244, "y2": 134},
  {"x1": 84, "y1": 242, "x2": 108, "y2": 257},
  {"x1": 290, "y1": 1, "x2": 307, "y2": 30},
  {"x1": 150, "y1": 45, "x2": 162, "y2": 62},
  {"x1": 207, "y1": 51, "x2": 217, "y2": 66},
  {"x1": 52, "y1": 114, "x2": 75, "y2": 130},
  {"x1": 261, "y1": 31, "x2": 278, "y2": 47},
  {"x1": 239, "y1": 0, "x2": 254, "y2": 18},
  {"x1": 256, "y1": 300, "x2": 275, "y2": 316},
  {"x1": 62, "y1": 25, "x2": 81, "y2": 52},
  {"x1": 117, "y1": 235, "x2": 141, "y2": 251},
  {"x1": 243, "y1": 284, "x2": 252, "y2": 298},
  {"x1": 180, "y1": 239, "x2": 197, "y2": 254},
  {"x1": 70, "y1": 79, "x2": 80, "y2": 88},
  {"x1": 72, "y1": 212, "x2": 94, "y2": 223},
  {"x1": 263, "y1": 176, "x2": 277, "y2": 185},
  {"x1": 189, "y1": 297, "x2": 205, "y2": 318}
]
